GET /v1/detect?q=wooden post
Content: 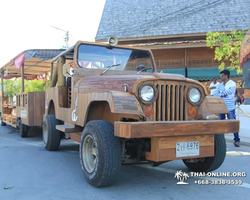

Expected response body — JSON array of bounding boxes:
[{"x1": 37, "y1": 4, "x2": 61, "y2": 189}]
[
  {"x1": 1, "y1": 71, "x2": 4, "y2": 107},
  {"x1": 58, "y1": 56, "x2": 66, "y2": 87},
  {"x1": 45, "y1": 74, "x2": 48, "y2": 89},
  {"x1": 50, "y1": 56, "x2": 65, "y2": 87},
  {"x1": 21, "y1": 64, "x2": 24, "y2": 93},
  {"x1": 50, "y1": 63, "x2": 53, "y2": 84}
]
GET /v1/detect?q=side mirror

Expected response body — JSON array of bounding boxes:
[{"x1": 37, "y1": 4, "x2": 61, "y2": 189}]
[{"x1": 63, "y1": 63, "x2": 71, "y2": 77}]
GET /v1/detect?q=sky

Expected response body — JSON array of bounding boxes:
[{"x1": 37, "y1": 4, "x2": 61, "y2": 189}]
[{"x1": 0, "y1": 0, "x2": 106, "y2": 67}]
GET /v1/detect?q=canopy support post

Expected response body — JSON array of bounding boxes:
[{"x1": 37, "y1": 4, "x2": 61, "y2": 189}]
[
  {"x1": 21, "y1": 64, "x2": 24, "y2": 93},
  {"x1": 1, "y1": 72, "x2": 4, "y2": 106}
]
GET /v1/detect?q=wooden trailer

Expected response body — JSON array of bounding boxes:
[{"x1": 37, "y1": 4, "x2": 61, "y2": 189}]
[
  {"x1": 41, "y1": 38, "x2": 239, "y2": 187},
  {"x1": 0, "y1": 49, "x2": 63, "y2": 137}
]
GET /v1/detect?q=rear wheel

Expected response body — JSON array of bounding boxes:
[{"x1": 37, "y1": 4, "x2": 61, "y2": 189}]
[
  {"x1": 183, "y1": 134, "x2": 226, "y2": 172},
  {"x1": 0, "y1": 114, "x2": 6, "y2": 126},
  {"x1": 80, "y1": 120, "x2": 121, "y2": 187},
  {"x1": 20, "y1": 120, "x2": 29, "y2": 138},
  {"x1": 43, "y1": 114, "x2": 61, "y2": 151}
]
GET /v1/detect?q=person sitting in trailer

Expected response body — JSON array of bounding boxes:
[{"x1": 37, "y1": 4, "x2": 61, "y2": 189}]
[{"x1": 12, "y1": 94, "x2": 16, "y2": 105}]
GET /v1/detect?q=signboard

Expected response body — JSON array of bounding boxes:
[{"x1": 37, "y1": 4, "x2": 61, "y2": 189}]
[{"x1": 21, "y1": 108, "x2": 27, "y2": 119}]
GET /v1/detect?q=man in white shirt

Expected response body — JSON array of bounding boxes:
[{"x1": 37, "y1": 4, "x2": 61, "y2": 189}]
[
  {"x1": 213, "y1": 70, "x2": 240, "y2": 147},
  {"x1": 209, "y1": 77, "x2": 219, "y2": 96}
]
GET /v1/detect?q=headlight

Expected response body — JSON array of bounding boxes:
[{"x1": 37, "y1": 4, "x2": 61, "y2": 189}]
[
  {"x1": 189, "y1": 88, "x2": 201, "y2": 103},
  {"x1": 140, "y1": 85, "x2": 154, "y2": 101}
]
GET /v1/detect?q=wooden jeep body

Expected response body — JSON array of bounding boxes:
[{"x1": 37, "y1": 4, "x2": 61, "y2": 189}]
[{"x1": 45, "y1": 41, "x2": 239, "y2": 162}]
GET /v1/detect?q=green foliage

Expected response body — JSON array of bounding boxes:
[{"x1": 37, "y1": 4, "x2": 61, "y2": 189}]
[
  {"x1": 25, "y1": 79, "x2": 45, "y2": 92},
  {"x1": 0, "y1": 78, "x2": 45, "y2": 102},
  {"x1": 206, "y1": 29, "x2": 245, "y2": 74}
]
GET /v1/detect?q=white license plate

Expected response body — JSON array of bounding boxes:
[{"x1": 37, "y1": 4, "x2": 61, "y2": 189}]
[{"x1": 176, "y1": 141, "x2": 199, "y2": 158}]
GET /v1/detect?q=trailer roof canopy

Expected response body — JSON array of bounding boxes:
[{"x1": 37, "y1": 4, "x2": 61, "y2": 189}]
[{"x1": 0, "y1": 49, "x2": 64, "y2": 80}]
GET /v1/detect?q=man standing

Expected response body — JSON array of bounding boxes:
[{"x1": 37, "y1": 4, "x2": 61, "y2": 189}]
[
  {"x1": 209, "y1": 77, "x2": 219, "y2": 96},
  {"x1": 213, "y1": 70, "x2": 240, "y2": 147}
]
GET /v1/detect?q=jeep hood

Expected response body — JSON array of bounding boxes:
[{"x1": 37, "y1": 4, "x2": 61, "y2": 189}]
[{"x1": 75, "y1": 73, "x2": 187, "y2": 94}]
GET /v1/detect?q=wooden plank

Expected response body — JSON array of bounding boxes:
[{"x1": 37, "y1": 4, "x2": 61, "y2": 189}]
[
  {"x1": 145, "y1": 135, "x2": 214, "y2": 161},
  {"x1": 162, "y1": 84, "x2": 166, "y2": 121},
  {"x1": 158, "y1": 84, "x2": 161, "y2": 121},
  {"x1": 114, "y1": 120, "x2": 239, "y2": 138},
  {"x1": 34, "y1": 92, "x2": 45, "y2": 126},
  {"x1": 180, "y1": 85, "x2": 184, "y2": 120},
  {"x1": 56, "y1": 125, "x2": 83, "y2": 133},
  {"x1": 69, "y1": 132, "x2": 81, "y2": 143},
  {"x1": 153, "y1": 98, "x2": 156, "y2": 121},
  {"x1": 147, "y1": 138, "x2": 159, "y2": 161},
  {"x1": 161, "y1": 146, "x2": 214, "y2": 161},
  {"x1": 158, "y1": 135, "x2": 214, "y2": 149},
  {"x1": 28, "y1": 93, "x2": 34, "y2": 125},
  {"x1": 172, "y1": 85, "x2": 175, "y2": 120},
  {"x1": 167, "y1": 85, "x2": 171, "y2": 121},
  {"x1": 176, "y1": 85, "x2": 180, "y2": 120}
]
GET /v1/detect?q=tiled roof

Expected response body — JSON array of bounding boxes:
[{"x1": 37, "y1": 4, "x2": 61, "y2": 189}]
[{"x1": 96, "y1": 0, "x2": 250, "y2": 40}]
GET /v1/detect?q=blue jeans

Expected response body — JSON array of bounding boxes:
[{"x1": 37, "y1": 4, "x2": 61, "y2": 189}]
[{"x1": 218, "y1": 109, "x2": 240, "y2": 142}]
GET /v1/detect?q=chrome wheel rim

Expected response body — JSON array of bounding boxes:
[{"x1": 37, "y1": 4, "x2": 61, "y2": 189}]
[{"x1": 82, "y1": 135, "x2": 97, "y2": 173}]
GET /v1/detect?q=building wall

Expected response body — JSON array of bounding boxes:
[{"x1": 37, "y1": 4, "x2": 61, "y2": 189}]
[{"x1": 151, "y1": 47, "x2": 222, "y2": 69}]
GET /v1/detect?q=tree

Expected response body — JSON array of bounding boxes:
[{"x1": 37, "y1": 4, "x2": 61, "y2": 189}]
[
  {"x1": 25, "y1": 79, "x2": 45, "y2": 92},
  {"x1": 206, "y1": 29, "x2": 245, "y2": 73},
  {"x1": 1, "y1": 78, "x2": 46, "y2": 103}
]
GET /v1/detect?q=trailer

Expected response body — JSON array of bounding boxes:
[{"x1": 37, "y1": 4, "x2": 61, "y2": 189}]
[{"x1": 0, "y1": 49, "x2": 63, "y2": 137}]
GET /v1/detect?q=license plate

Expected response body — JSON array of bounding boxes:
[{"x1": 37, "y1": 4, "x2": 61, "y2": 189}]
[{"x1": 176, "y1": 141, "x2": 199, "y2": 158}]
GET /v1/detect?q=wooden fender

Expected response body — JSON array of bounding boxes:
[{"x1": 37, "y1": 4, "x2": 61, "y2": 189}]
[{"x1": 197, "y1": 96, "x2": 229, "y2": 117}]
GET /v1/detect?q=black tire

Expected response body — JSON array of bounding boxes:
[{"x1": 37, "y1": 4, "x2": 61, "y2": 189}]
[
  {"x1": 43, "y1": 114, "x2": 61, "y2": 151},
  {"x1": 183, "y1": 134, "x2": 226, "y2": 172},
  {"x1": 20, "y1": 120, "x2": 29, "y2": 138},
  {"x1": 80, "y1": 120, "x2": 121, "y2": 187},
  {"x1": 0, "y1": 113, "x2": 6, "y2": 126}
]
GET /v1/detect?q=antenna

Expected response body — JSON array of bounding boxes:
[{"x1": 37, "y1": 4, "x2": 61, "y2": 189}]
[{"x1": 51, "y1": 25, "x2": 69, "y2": 49}]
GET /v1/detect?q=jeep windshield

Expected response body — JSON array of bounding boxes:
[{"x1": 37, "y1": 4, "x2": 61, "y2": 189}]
[{"x1": 77, "y1": 44, "x2": 154, "y2": 73}]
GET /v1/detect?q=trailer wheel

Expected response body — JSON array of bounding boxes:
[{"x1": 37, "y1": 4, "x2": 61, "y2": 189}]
[
  {"x1": 183, "y1": 134, "x2": 226, "y2": 172},
  {"x1": 80, "y1": 120, "x2": 121, "y2": 187},
  {"x1": 43, "y1": 114, "x2": 61, "y2": 151},
  {"x1": 20, "y1": 120, "x2": 29, "y2": 138},
  {"x1": 0, "y1": 114, "x2": 6, "y2": 126}
]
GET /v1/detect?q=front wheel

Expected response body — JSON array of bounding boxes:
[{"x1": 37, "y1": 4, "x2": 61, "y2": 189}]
[
  {"x1": 183, "y1": 134, "x2": 226, "y2": 172},
  {"x1": 43, "y1": 115, "x2": 61, "y2": 151},
  {"x1": 80, "y1": 120, "x2": 121, "y2": 187}
]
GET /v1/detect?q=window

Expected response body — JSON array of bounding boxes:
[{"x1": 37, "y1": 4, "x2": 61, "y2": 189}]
[{"x1": 77, "y1": 44, "x2": 154, "y2": 72}]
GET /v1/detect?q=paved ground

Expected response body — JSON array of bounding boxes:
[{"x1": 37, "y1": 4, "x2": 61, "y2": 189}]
[{"x1": 0, "y1": 125, "x2": 250, "y2": 200}]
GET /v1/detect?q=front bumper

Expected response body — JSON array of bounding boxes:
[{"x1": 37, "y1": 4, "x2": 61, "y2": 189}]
[
  {"x1": 114, "y1": 120, "x2": 239, "y2": 138},
  {"x1": 114, "y1": 120, "x2": 239, "y2": 162}
]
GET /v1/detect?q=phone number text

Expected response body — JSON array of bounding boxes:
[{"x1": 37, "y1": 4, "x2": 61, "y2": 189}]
[{"x1": 194, "y1": 180, "x2": 243, "y2": 185}]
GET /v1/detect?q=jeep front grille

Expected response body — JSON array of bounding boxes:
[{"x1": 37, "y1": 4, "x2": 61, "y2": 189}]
[{"x1": 153, "y1": 82, "x2": 188, "y2": 121}]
